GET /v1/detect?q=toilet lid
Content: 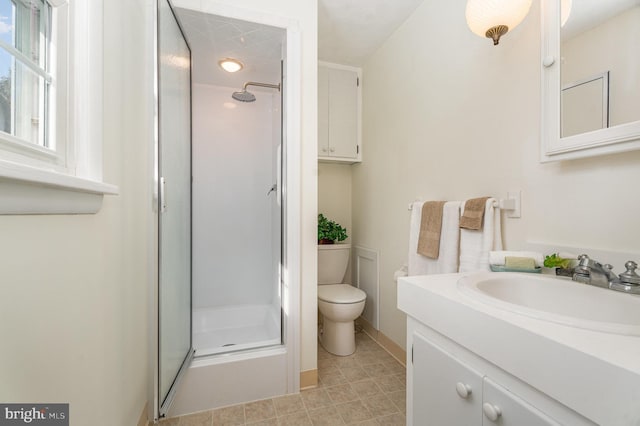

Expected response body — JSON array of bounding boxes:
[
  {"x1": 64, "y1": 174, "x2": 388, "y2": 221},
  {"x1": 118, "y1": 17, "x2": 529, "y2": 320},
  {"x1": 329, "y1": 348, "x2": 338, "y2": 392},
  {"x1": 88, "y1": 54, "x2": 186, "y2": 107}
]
[{"x1": 318, "y1": 284, "x2": 366, "y2": 304}]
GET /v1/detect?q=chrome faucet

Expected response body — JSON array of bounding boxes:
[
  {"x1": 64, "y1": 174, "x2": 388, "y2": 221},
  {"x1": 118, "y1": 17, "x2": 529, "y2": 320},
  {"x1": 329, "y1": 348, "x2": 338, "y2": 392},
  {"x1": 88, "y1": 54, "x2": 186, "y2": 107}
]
[{"x1": 572, "y1": 254, "x2": 640, "y2": 295}]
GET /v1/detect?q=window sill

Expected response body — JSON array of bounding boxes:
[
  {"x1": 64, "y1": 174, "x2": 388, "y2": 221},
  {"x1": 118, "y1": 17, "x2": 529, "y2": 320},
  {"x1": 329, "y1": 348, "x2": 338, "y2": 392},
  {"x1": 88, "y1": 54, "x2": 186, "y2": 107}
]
[{"x1": 0, "y1": 159, "x2": 118, "y2": 214}]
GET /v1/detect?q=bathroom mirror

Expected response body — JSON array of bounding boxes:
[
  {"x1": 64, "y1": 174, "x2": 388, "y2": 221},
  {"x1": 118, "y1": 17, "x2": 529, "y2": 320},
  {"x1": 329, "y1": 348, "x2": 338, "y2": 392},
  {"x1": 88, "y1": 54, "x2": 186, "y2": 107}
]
[{"x1": 541, "y1": 0, "x2": 640, "y2": 161}]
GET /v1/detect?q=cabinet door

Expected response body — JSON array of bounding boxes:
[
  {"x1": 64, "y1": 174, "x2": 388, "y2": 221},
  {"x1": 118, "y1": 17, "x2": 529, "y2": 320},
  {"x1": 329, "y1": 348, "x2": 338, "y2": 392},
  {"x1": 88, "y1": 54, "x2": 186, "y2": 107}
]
[
  {"x1": 413, "y1": 333, "x2": 483, "y2": 426},
  {"x1": 328, "y1": 68, "x2": 358, "y2": 159},
  {"x1": 318, "y1": 65, "x2": 329, "y2": 156},
  {"x1": 482, "y1": 377, "x2": 561, "y2": 426}
]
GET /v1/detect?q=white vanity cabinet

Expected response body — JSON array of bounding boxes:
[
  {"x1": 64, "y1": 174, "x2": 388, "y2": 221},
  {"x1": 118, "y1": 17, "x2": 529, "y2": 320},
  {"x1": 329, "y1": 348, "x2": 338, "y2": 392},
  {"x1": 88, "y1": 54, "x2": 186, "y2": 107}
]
[
  {"x1": 412, "y1": 331, "x2": 560, "y2": 426},
  {"x1": 482, "y1": 377, "x2": 559, "y2": 426},
  {"x1": 399, "y1": 273, "x2": 640, "y2": 426},
  {"x1": 318, "y1": 62, "x2": 361, "y2": 163},
  {"x1": 413, "y1": 332, "x2": 483, "y2": 425}
]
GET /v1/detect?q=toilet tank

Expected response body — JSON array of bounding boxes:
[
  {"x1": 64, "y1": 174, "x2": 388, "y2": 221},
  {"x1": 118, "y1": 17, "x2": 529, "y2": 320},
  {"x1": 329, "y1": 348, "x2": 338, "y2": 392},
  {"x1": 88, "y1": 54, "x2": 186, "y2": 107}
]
[{"x1": 318, "y1": 244, "x2": 351, "y2": 284}]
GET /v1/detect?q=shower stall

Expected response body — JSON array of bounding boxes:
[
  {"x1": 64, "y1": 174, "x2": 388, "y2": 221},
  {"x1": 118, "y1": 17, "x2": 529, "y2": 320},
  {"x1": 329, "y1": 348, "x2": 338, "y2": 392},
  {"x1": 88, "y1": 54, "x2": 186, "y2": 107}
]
[
  {"x1": 191, "y1": 78, "x2": 283, "y2": 358},
  {"x1": 152, "y1": 0, "x2": 301, "y2": 420}
]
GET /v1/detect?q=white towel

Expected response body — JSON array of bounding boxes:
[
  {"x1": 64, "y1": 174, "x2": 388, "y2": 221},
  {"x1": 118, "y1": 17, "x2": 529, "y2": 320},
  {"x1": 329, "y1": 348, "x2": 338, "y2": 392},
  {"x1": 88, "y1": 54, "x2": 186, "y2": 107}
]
[
  {"x1": 408, "y1": 201, "x2": 461, "y2": 276},
  {"x1": 489, "y1": 251, "x2": 544, "y2": 268},
  {"x1": 459, "y1": 198, "x2": 503, "y2": 273}
]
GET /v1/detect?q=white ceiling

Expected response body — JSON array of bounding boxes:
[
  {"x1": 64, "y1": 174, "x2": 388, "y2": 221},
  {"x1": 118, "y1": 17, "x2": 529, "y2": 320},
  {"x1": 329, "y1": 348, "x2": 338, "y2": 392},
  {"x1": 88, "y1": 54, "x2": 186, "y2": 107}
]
[
  {"x1": 174, "y1": 1, "x2": 427, "y2": 87},
  {"x1": 562, "y1": 0, "x2": 640, "y2": 40},
  {"x1": 174, "y1": 8, "x2": 284, "y2": 88},
  {"x1": 174, "y1": 0, "x2": 640, "y2": 87},
  {"x1": 318, "y1": 0, "x2": 425, "y2": 66}
]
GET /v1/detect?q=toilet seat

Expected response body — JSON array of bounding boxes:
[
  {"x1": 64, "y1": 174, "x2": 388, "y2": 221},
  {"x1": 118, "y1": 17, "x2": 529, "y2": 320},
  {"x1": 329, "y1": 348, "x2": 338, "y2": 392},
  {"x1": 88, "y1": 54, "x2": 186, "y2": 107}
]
[{"x1": 318, "y1": 284, "x2": 366, "y2": 304}]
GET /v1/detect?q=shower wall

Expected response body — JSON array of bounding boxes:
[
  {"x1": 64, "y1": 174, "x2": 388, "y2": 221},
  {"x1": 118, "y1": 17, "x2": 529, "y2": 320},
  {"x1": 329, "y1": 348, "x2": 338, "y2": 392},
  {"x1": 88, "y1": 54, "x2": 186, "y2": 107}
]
[{"x1": 192, "y1": 83, "x2": 280, "y2": 309}]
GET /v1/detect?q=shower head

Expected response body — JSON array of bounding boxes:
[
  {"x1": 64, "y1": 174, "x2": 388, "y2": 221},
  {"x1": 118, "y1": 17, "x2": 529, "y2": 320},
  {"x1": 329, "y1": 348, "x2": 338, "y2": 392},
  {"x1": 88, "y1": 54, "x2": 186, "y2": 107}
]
[
  {"x1": 231, "y1": 89, "x2": 256, "y2": 103},
  {"x1": 231, "y1": 81, "x2": 280, "y2": 103}
]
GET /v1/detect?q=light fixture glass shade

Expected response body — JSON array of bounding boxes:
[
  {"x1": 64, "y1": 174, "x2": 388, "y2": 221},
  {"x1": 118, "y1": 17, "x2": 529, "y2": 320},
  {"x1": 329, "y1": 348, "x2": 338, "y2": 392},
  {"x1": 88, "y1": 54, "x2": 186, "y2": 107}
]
[
  {"x1": 219, "y1": 58, "x2": 243, "y2": 73},
  {"x1": 466, "y1": 0, "x2": 533, "y2": 43},
  {"x1": 561, "y1": 0, "x2": 572, "y2": 27}
]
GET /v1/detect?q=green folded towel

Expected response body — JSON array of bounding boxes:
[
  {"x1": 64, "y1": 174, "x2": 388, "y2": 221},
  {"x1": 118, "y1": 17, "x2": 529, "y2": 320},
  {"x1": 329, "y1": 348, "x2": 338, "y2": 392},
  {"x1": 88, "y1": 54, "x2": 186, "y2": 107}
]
[{"x1": 505, "y1": 256, "x2": 536, "y2": 270}]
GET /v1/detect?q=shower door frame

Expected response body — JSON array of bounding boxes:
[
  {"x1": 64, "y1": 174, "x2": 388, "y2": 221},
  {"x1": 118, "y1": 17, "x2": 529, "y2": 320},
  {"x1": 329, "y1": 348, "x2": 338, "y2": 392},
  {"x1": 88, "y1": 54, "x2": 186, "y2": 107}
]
[
  {"x1": 176, "y1": 2, "x2": 302, "y2": 395},
  {"x1": 150, "y1": 0, "x2": 195, "y2": 421}
]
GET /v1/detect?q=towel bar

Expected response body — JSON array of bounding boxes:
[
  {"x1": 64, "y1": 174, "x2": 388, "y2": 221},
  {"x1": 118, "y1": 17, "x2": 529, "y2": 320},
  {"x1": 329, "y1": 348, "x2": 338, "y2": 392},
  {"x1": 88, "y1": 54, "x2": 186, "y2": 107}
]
[{"x1": 408, "y1": 195, "x2": 520, "y2": 217}]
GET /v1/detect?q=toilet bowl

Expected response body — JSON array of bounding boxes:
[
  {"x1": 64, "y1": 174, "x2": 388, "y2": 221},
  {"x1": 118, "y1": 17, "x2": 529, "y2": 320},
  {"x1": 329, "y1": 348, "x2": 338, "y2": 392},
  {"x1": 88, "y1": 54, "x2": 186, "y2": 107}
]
[{"x1": 318, "y1": 244, "x2": 366, "y2": 356}]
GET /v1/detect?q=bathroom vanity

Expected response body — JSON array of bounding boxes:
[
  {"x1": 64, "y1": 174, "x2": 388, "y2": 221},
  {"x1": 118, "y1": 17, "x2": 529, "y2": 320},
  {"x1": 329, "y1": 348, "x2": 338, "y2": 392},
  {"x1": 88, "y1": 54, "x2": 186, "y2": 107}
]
[{"x1": 398, "y1": 272, "x2": 640, "y2": 425}]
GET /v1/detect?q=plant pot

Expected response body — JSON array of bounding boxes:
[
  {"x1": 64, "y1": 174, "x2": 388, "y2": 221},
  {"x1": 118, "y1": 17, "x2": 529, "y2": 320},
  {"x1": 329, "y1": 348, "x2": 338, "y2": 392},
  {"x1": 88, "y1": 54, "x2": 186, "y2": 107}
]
[{"x1": 318, "y1": 239, "x2": 335, "y2": 245}]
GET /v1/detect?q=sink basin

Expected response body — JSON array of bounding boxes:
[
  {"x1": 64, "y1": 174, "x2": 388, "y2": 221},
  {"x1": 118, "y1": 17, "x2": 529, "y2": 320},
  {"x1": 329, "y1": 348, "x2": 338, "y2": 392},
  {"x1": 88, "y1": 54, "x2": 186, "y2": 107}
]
[{"x1": 457, "y1": 272, "x2": 640, "y2": 336}]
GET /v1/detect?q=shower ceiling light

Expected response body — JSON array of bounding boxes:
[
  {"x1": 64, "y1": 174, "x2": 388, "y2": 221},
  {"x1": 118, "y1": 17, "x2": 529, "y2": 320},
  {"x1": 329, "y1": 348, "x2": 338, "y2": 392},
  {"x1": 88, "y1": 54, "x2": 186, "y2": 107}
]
[
  {"x1": 219, "y1": 58, "x2": 244, "y2": 73},
  {"x1": 466, "y1": 0, "x2": 533, "y2": 45}
]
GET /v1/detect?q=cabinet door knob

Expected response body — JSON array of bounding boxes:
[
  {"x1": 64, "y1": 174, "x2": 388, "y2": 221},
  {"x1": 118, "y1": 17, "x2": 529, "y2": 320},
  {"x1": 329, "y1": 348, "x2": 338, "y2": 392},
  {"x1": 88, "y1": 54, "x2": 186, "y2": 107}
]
[
  {"x1": 329, "y1": 147, "x2": 335, "y2": 153},
  {"x1": 483, "y1": 403, "x2": 502, "y2": 422},
  {"x1": 455, "y1": 382, "x2": 472, "y2": 399}
]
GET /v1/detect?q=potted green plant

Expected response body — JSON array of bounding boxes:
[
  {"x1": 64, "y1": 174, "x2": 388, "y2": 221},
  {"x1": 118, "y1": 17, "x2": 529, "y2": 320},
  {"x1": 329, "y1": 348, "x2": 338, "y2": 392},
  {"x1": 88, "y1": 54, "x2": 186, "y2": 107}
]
[{"x1": 318, "y1": 214, "x2": 347, "y2": 244}]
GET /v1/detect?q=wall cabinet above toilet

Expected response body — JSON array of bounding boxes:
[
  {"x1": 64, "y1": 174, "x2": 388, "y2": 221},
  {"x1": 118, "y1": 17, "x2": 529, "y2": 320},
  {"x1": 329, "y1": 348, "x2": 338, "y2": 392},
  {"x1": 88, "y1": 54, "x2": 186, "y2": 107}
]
[{"x1": 318, "y1": 62, "x2": 362, "y2": 164}]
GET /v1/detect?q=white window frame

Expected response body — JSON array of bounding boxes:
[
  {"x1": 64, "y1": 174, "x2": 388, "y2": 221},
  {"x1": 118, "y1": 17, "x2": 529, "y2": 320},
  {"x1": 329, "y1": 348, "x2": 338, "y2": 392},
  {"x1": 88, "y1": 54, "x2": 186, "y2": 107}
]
[{"x1": 0, "y1": 0, "x2": 118, "y2": 214}]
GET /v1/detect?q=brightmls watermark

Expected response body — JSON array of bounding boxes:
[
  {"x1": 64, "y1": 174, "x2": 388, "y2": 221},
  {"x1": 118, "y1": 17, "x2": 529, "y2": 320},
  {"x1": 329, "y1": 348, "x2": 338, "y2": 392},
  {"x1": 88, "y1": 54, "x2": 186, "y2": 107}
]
[{"x1": 0, "y1": 404, "x2": 68, "y2": 425}]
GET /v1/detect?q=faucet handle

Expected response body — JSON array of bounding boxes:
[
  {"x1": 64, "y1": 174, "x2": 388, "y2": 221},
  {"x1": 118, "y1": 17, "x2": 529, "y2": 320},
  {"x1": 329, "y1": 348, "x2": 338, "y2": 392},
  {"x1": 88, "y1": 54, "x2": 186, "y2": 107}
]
[
  {"x1": 575, "y1": 254, "x2": 592, "y2": 274},
  {"x1": 602, "y1": 264, "x2": 619, "y2": 281},
  {"x1": 619, "y1": 261, "x2": 640, "y2": 285},
  {"x1": 577, "y1": 254, "x2": 595, "y2": 266}
]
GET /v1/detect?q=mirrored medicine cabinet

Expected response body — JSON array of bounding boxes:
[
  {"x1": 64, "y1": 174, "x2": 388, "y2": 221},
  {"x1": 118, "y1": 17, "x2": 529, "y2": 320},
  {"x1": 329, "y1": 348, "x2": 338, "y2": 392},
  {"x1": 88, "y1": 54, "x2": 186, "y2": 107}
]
[{"x1": 541, "y1": 0, "x2": 640, "y2": 161}]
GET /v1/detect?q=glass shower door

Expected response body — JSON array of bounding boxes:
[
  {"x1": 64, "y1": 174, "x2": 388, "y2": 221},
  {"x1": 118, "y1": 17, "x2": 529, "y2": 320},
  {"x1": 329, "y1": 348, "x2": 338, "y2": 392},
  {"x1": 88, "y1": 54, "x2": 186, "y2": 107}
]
[{"x1": 156, "y1": 0, "x2": 193, "y2": 418}]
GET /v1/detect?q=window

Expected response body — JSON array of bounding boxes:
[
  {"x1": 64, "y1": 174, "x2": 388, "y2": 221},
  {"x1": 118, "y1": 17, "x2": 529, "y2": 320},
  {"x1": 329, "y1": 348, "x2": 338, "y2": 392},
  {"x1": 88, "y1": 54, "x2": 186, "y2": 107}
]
[
  {"x1": 0, "y1": 0, "x2": 51, "y2": 148},
  {"x1": 0, "y1": 0, "x2": 118, "y2": 214},
  {"x1": 0, "y1": 0, "x2": 60, "y2": 164}
]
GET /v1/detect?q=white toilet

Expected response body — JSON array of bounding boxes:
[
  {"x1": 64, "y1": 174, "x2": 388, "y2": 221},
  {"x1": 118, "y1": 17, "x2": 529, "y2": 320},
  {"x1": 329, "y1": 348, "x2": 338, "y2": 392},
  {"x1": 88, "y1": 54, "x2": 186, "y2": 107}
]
[{"x1": 317, "y1": 243, "x2": 366, "y2": 356}]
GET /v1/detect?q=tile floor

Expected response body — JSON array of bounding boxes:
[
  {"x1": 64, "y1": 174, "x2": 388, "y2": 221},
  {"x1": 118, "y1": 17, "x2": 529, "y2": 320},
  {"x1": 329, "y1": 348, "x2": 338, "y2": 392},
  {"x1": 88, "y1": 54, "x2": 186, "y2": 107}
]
[{"x1": 162, "y1": 332, "x2": 407, "y2": 425}]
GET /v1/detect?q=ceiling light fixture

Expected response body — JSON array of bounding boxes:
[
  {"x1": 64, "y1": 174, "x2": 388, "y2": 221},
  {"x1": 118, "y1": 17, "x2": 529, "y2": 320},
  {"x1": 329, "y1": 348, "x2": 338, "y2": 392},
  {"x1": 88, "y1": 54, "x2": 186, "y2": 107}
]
[
  {"x1": 466, "y1": 0, "x2": 533, "y2": 45},
  {"x1": 219, "y1": 58, "x2": 244, "y2": 73}
]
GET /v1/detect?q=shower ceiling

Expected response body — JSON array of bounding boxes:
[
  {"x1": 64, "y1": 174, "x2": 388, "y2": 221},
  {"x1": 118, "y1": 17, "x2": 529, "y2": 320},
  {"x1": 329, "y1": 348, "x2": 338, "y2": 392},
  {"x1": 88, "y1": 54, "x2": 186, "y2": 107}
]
[
  {"x1": 174, "y1": 8, "x2": 284, "y2": 88},
  {"x1": 173, "y1": 0, "x2": 639, "y2": 84},
  {"x1": 176, "y1": 1, "x2": 427, "y2": 85},
  {"x1": 175, "y1": 1, "x2": 436, "y2": 83}
]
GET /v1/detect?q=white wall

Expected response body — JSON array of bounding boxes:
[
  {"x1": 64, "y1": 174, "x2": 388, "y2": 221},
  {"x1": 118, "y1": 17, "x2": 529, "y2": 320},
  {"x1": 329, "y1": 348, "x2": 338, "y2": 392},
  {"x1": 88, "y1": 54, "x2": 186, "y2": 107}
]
[
  {"x1": 318, "y1": 162, "x2": 353, "y2": 281},
  {"x1": 353, "y1": 1, "x2": 640, "y2": 350},
  {"x1": 192, "y1": 84, "x2": 279, "y2": 309},
  {"x1": 318, "y1": 163, "x2": 352, "y2": 244},
  {"x1": 0, "y1": 0, "x2": 152, "y2": 424}
]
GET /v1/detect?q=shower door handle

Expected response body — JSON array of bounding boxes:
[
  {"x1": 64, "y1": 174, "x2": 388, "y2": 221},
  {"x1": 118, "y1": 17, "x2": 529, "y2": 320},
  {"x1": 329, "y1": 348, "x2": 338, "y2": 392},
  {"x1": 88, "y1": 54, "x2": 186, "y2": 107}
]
[
  {"x1": 276, "y1": 144, "x2": 281, "y2": 207},
  {"x1": 159, "y1": 177, "x2": 167, "y2": 213}
]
